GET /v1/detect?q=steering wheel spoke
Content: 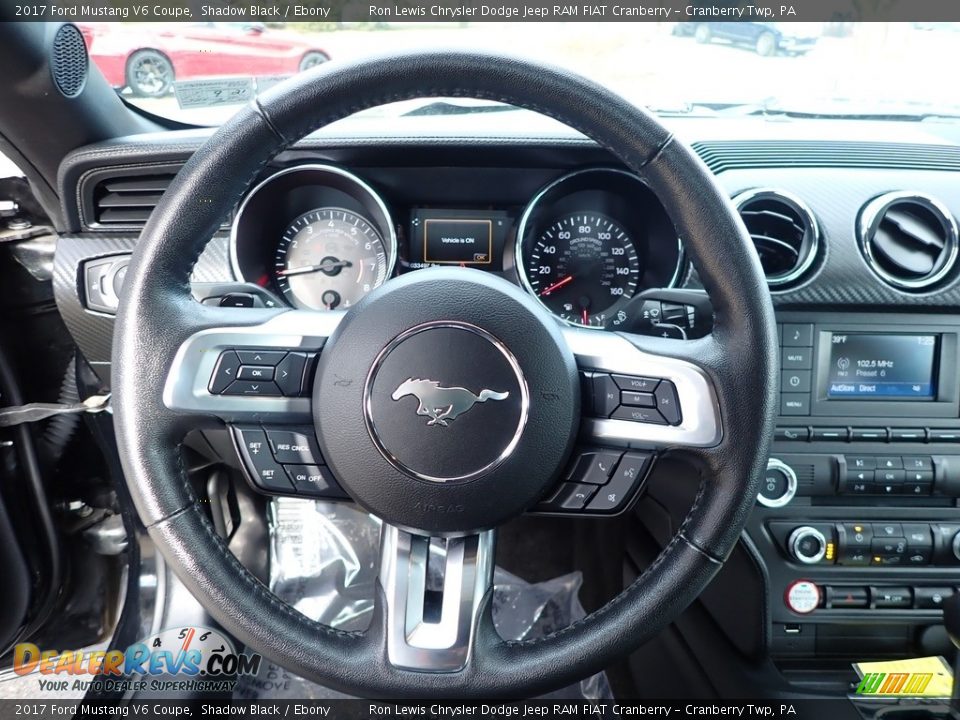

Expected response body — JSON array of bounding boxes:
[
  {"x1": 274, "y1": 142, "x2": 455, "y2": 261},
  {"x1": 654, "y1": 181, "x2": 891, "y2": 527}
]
[
  {"x1": 379, "y1": 525, "x2": 495, "y2": 673},
  {"x1": 163, "y1": 308, "x2": 343, "y2": 424}
]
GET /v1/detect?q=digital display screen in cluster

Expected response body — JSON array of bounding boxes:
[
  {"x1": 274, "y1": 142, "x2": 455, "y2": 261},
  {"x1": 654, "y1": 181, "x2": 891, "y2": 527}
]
[
  {"x1": 826, "y1": 333, "x2": 939, "y2": 400},
  {"x1": 409, "y1": 209, "x2": 511, "y2": 268}
]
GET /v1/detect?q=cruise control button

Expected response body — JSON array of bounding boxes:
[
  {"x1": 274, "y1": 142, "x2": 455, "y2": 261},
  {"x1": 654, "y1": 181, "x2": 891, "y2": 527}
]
[
  {"x1": 233, "y1": 427, "x2": 294, "y2": 493},
  {"x1": 612, "y1": 375, "x2": 659, "y2": 393},
  {"x1": 266, "y1": 428, "x2": 323, "y2": 465},
  {"x1": 284, "y1": 465, "x2": 348, "y2": 498},
  {"x1": 223, "y1": 381, "x2": 282, "y2": 396},
  {"x1": 586, "y1": 452, "x2": 651, "y2": 512},
  {"x1": 237, "y1": 350, "x2": 288, "y2": 366},
  {"x1": 566, "y1": 449, "x2": 623, "y2": 485},
  {"x1": 208, "y1": 351, "x2": 241, "y2": 394},
  {"x1": 275, "y1": 352, "x2": 308, "y2": 397},
  {"x1": 653, "y1": 381, "x2": 681, "y2": 425},
  {"x1": 611, "y1": 406, "x2": 667, "y2": 425},
  {"x1": 237, "y1": 365, "x2": 274, "y2": 381}
]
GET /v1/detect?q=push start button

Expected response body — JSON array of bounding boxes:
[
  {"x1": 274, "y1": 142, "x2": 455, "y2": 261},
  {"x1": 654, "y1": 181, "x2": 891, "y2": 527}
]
[{"x1": 785, "y1": 580, "x2": 821, "y2": 615}]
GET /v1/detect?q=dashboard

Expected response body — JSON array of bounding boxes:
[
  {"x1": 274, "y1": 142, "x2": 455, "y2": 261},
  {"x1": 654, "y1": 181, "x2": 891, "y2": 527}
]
[
  {"x1": 229, "y1": 163, "x2": 683, "y2": 326},
  {"x1": 49, "y1": 116, "x2": 960, "y2": 695}
]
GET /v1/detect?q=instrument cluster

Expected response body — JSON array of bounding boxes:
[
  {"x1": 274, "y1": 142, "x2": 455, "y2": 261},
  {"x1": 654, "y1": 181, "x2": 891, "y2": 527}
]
[{"x1": 231, "y1": 165, "x2": 684, "y2": 328}]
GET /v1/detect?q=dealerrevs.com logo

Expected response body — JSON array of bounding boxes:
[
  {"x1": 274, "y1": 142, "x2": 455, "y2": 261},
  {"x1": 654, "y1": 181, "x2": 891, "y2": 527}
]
[{"x1": 13, "y1": 626, "x2": 261, "y2": 693}]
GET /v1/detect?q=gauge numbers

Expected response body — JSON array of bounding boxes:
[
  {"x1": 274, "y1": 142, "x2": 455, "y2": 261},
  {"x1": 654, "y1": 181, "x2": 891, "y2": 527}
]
[
  {"x1": 524, "y1": 212, "x2": 641, "y2": 327},
  {"x1": 275, "y1": 207, "x2": 388, "y2": 310}
]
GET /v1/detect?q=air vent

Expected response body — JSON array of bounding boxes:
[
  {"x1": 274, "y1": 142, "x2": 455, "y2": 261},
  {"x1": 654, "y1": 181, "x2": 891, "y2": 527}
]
[
  {"x1": 858, "y1": 192, "x2": 960, "y2": 291},
  {"x1": 90, "y1": 172, "x2": 175, "y2": 228},
  {"x1": 733, "y1": 189, "x2": 820, "y2": 289}
]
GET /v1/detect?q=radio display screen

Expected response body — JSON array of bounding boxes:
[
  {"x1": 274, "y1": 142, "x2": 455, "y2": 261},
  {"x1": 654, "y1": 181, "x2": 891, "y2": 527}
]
[{"x1": 826, "y1": 333, "x2": 938, "y2": 400}]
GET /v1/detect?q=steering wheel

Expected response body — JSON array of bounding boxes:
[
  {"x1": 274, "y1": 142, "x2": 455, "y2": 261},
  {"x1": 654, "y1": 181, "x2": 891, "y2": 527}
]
[{"x1": 112, "y1": 51, "x2": 777, "y2": 697}]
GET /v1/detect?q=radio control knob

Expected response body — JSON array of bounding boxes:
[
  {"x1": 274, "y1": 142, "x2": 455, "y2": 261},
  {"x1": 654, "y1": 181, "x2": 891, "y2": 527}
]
[
  {"x1": 758, "y1": 458, "x2": 798, "y2": 508},
  {"x1": 952, "y1": 532, "x2": 960, "y2": 562},
  {"x1": 788, "y1": 526, "x2": 827, "y2": 565}
]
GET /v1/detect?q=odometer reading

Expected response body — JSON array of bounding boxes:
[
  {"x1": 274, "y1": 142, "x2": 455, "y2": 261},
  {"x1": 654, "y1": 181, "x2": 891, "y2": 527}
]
[
  {"x1": 523, "y1": 212, "x2": 641, "y2": 327},
  {"x1": 275, "y1": 207, "x2": 388, "y2": 310}
]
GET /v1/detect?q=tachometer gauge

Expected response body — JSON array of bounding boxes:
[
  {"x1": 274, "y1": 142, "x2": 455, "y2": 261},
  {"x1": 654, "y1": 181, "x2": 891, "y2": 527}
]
[
  {"x1": 522, "y1": 212, "x2": 641, "y2": 327},
  {"x1": 275, "y1": 207, "x2": 389, "y2": 310}
]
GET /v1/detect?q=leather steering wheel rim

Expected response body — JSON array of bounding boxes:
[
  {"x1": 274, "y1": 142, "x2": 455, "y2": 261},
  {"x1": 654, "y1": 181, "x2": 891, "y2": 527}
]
[{"x1": 112, "y1": 50, "x2": 778, "y2": 697}]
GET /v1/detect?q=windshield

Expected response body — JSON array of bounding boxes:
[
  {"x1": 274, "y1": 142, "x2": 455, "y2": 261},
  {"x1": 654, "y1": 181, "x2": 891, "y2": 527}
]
[{"x1": 77, "y1": 21, "x2": 959, "y2": 125}]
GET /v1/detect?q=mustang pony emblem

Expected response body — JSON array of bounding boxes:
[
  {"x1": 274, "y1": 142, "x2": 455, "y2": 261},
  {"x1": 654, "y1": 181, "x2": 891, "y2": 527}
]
[{"x1": 391, "y1": 378, "x2": 509, "y2": 427}]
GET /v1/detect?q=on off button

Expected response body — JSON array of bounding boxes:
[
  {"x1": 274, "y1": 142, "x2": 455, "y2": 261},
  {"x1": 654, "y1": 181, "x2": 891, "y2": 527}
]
[{"x1": 785, "y1": 580, "x2": 821, "y2": 615}]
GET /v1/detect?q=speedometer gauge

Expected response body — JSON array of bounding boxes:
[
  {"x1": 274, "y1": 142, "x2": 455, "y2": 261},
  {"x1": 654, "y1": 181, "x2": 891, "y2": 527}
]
[
  {"x1": 275, "y1": 207, "x2": 389, "y2": 310},
  {"x1": 522, "y1": 212, "x2": 641, "y2": 327}
]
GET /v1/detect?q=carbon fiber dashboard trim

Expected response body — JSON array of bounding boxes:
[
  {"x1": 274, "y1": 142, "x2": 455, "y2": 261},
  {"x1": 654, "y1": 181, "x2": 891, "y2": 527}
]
[{"x1": 53, "y1": 234, "x2": 233, "y2": 375}]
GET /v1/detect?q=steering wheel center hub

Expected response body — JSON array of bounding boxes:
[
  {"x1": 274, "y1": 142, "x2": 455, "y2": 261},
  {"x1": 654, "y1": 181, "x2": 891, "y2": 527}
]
[
  {"x1": 364, "y1": 321, "x2": 529, "y2": 483},
  {"x1": 312, "y1": 268, "x2": 580, "y2": 534}
]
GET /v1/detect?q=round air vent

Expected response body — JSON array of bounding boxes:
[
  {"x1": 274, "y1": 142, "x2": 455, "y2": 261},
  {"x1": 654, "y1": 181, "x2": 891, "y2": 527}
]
[
  {"x1": 50, "y1": 23, "x2": 88, "y2": 98},
  {"x1": 733, "y1": 189, "x2": 820, "y2": 289},
  {"x1": 858, "y1": 192, "x2": 959, "y2": 291}
]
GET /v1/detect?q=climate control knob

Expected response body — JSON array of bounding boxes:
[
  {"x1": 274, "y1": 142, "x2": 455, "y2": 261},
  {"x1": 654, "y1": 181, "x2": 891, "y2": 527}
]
[{"x1": 788, "y1": 526, "x2": 827, "y2": 565}]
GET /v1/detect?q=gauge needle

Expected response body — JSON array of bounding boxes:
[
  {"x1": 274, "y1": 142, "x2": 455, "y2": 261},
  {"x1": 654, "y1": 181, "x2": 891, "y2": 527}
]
[
  {"x1": 278, "y1": 260, "x2": 353, "y2": 277},
  {"x1": 539, "y1": 275, "x2": 574, "y2": 296},
  {"x1": 581, "y1": 307, "x2": 590, "y2": 325}
]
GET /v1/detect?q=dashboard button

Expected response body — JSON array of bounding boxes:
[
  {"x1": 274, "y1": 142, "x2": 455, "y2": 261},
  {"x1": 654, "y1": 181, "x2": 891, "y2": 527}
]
[
  {"x1": 873, "y1": 587, "x2": 912, "y2": 609},
  {"x1": 873, "y1": 523, "x2": 903, "y2": 538},
  {"x1": 612, "y1": 375, "x2": 659, "y2": 393},
  {"x1": 237, "y1": 365, "x2": 275, "y2": 381},
  {"x1": 847, "y1": 456, "x2": 876, "y2": 470},
  {"x1": 549, "y1": 483, "x2": 597, "y2": 511},
  {"x1": 653, "y1": 381, "x2": 681, "y2": 425},
  {"x1": 929, "y1": 429, "x2": 960, "y2": 443},
  {"x1": 875, "y1": 469, "x2": 904, "y2": 484},
  {"x1": 871, "y1": 537, "x2": 908, "y2": 556},
  {"x1": 903, "y1": 523, "x2": 932, "y2": 548},
  {"x1": 782, "y1": 324, "x2": 814, "y2": 347},
  {"x1": 785, "y1": 580, "x2": 820, "y2": 615},
  {"x1": 566, "y1": 449, "x2": 623, "y2": 485},
  {"x1": 851, "y1": 428, "x2": 887, "y2": 442},
  {"x1": 275, "y1": 352, "x2": 308, "y2": 397},
  {"x1": 781, "y1": 347, "x2": 812, "y2": 370},
  {"x1": 775, "y1": 427, "x2": 809, "y2": 441},
  {"x1": 208, "y1": 351, "x2": 241, "y2": 394},
  {"x1": 284, "y1": 465, "x2": 347, "y2": 498},
  {"x1": 590, "y1": 373, "x2": 621, "y2": 417},
  {"x1": 237, "y1": 350, "x2": 287, "y2": 366},
  {"x1": 585, "y1": 453, "x2": 650, "y2": 512},
  {"x1": 782, "y1": 370, "x2": 811, "y2": 393},
  {"x1": 876, "y1": 457, "x2": 903, "y2": 469},
  {"x1": 223, "y1": 380, "x2": 282, "y2": 397},
  {"x1": 811, "y1": 427, "x2": 848, "y2": 441},
  {"x1": 905, "y1": 469, "x2": 934, "y2": 483},
  {"x1": 827, "y1": 586, "x2": 869, "y2": 609},
  {"x1": 620, "y1": 390, "x2": 656, "y2": 407},
  {"x1": 780, "y1": 394, "x2": 810, "y2": 416},
  {"x1": 233, "y1": 426, "x2": 294, "y2": 493},
  {"x1": 904, "y1": 481, "x2": 933, "y2": 496},
  {"x1": 890, "y1": 428, "x2": 927, "y2": 442},
  {"x1": 611, "y1": 406, "x2": 667, "y2": 425},
  {"x1": 266, "y1": 428, "x2": 323, "y2": 465},
  {"x1": 915, "y1": 587, "x2": 953, "y2": 610},
  {"x1": 902, "y1": 456, "x2": 933, "y2": 470}
]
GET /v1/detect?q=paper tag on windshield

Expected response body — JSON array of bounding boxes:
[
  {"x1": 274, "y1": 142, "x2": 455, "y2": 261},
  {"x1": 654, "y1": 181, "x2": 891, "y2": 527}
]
[
  {"x1": 852, "y1": 656, "x2": 953, "y2": 697},
  {"x1": 174, "y1": 78, "x2": 255, "y2": 109}
]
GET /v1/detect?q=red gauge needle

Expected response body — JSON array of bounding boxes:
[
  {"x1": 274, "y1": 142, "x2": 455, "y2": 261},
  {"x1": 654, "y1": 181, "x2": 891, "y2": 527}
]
[
  {"x1": 539, "y1": 275, "x2": 574, "y2": 296},
  {"x1": 581, "y1": 307, "x2": 590, "y2": 325}
]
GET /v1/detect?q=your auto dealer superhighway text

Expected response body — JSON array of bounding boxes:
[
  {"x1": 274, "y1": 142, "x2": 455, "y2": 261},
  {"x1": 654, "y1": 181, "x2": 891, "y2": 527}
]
[{"x1": 370, "y1": 4, "x2": 793, "y2": 18}]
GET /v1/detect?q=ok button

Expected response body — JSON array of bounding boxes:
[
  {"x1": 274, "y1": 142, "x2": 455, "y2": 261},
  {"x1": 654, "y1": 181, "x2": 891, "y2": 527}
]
[{"x1": 238, "y1": 365, "x2": 275, "y2": 381}]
